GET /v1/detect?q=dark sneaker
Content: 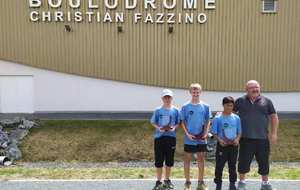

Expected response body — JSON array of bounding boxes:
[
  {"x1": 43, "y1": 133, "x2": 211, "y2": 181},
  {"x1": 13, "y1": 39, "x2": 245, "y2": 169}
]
[
  {"x1": 163, "y1": 179, "x2": 174, "y2": 189},
  {"x1": 261, "y1": 183, "x2": 276, "y2": 190},
  {"x1": 215, "y1": 183, "x2": 222, "y2": 190},
  {"x1": 197, "y1": 181, "x2": 208, "y2": 190},
  {"x1": 184, "y1": 181, "x2": 192, "y2": 190},
  {"x1": 237, "y1": 181, "x2": 246, "y2": 190},
  {"x1": 152, "y1": 181, "x2": 163, "y2": 190},
  {"x1": 229, "y1": 182, "x2": 237, "y2": 190}
]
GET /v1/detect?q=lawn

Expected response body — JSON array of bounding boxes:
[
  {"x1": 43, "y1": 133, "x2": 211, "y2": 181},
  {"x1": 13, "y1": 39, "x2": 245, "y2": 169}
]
[{"x1": 19, "y1": 120, "x2": 300, "y2": 162}]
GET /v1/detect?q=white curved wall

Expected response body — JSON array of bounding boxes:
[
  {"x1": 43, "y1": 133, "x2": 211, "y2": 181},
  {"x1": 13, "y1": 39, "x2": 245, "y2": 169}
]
[{"x1": 0, "y1": 60, "x2": 299, "y2": 113}]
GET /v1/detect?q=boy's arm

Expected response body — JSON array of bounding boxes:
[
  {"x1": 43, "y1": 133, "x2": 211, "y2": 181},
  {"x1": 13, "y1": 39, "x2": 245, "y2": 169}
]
[
  {"x1": 150, "y1": 110, "x2": 163, "y2": 132},
  {"x1": 202, "y1": 105, "x2": 212, "y2": 139},
  {"x1": 181, "y1": 122, "x2": 195, "y2": 140},
  {"x1": 151, "y1": 123, "x2": 164, "y2": 132},
  {"x1": 202, "y1": 120, "x2": 211, "y2": 139},
  {"x1": 234, "y1": 133, "x2": 241, "y2": 145}
]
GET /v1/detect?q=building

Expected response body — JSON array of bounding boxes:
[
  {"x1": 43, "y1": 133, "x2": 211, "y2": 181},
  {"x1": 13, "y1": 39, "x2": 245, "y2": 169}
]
[{"x1": 0, "y1": 0, "x2": 299, "y2": 114}]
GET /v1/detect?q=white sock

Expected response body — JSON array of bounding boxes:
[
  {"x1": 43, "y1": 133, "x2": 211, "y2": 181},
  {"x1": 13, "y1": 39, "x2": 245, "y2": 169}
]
[{"x1": 262, "y1": 181, "x2": 269, "y2": 185}]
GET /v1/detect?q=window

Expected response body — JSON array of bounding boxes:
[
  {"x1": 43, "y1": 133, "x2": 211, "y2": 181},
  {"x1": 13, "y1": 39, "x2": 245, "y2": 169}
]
[{"x1": 262, "y1": 0, "x2": 277, "y2": 13}]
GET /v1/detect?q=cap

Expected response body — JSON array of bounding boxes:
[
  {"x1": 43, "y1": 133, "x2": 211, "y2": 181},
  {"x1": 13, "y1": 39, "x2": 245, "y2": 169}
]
[{"x1": 161, "y1": 89, "x2": 173, "y2": 97}]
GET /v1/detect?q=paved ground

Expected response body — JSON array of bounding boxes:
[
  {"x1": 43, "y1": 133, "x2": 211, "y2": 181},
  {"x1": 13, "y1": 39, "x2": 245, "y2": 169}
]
[{"x1": 1, "y1": 179, "x2": 299, "y2": 190}]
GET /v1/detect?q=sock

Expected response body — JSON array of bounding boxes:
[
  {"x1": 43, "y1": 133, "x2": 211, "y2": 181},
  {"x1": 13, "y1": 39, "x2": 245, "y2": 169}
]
[{"x1": 262, "y1": 180, "x2": 269, "y2": 185}]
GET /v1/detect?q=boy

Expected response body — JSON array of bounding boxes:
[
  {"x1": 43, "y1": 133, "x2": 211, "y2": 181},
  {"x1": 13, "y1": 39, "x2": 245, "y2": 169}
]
[
  {"x1": 211, "y1": 96, "x2": 241, "y2": 190},
  {"x1": 180, "y1": 83, "x2": 212, "y2": 190},
  {"x1": 150, "y1": 89, "x2": 180, "y2": 190}
]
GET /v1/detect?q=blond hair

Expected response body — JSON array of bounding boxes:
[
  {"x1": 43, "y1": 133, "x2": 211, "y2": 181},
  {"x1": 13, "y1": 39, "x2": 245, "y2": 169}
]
[{"x1": 189, "y1": 83, "x2": 202, "y2": 91}]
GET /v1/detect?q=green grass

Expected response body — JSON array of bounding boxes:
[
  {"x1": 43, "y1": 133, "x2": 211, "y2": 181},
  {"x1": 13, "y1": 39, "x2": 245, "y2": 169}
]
[
  {"x1": 19, "y1": 120, "x2": 300, "y2": 162},
  {"x1": 271, "y1": 120, "x2": 300, "y2": 161},
  {"x1": 0, "y1": 165, "x2": 299, "y2": 180}
]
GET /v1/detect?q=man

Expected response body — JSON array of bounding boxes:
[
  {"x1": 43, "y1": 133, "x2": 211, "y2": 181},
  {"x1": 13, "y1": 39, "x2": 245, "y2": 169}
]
[{"x1": 234, "y1": 80, "x2": 279, "y2": 190}]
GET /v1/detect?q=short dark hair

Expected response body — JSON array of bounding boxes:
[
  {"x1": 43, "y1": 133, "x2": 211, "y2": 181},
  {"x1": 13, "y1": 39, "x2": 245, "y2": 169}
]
[{"x1": 222, "y1": 96, "x2": 235, "y2": 105}]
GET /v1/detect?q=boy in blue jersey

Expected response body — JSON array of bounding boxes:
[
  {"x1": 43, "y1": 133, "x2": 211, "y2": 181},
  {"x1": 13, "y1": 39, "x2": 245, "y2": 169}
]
[
  {"x1": 150, "y1": 89, "x2": 180, "y2": 190},
  {"x1": 211, "y1": 96, "x2": 241, "y2": 190},
  {"x1": 181, "y1": 83, "x2": 212, "y2": 190}
]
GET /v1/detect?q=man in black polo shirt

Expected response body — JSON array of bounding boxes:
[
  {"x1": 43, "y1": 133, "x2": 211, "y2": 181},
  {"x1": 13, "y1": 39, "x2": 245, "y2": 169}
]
[{"x1": 234, "y1": 80, "x2": 279, "y2": 190}]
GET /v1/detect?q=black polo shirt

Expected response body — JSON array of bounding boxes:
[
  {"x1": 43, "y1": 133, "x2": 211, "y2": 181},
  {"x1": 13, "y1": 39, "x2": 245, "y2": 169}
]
[{"x1": 234, "y1": 95, "x2": 276, "y2": 139}]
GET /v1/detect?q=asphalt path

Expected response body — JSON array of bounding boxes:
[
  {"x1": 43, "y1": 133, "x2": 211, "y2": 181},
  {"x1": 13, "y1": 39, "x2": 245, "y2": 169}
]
[{"x1": 1, "y1": 179, "x2": 299, "y2": 190}]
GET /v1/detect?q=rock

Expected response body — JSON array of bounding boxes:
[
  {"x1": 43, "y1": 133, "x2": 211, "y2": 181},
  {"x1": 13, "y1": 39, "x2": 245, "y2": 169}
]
[
  {"x1": 21, "y1": 119, "x2": 36, "y2": 129},
  {"x1": 9, "y1": 129, "x2": 29, "y2": 142},
  {"x1": 18, "y1": 124, "x2": 26, "y2": 129},
  {"x1": 0, "y1": 119, "x2": 17, "y2": 128},
  {"x1": 13, "y1": 117, "x2": 22, "y2": 125},
  {"x1": 0, "y1": 130, "x2": 9, "y2": 149},
  {"x1": 7, "y1": 144, "x2": 22, "y2": 161},
  {"x1": 0, "y1": 118, "x2": 35, "y2": 163}
]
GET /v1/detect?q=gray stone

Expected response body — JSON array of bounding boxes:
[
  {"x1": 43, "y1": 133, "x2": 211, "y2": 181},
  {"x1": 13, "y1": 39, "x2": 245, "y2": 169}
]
[
  {"x1": 21, "y1": 119, "x2": 36, "y2": 129},
  {"x1": 0, "y1": 130, "x2": 9, "y2": 149},
  {"x1": 18, "y1": 124, "x2": 26, "y2": 129},
  {"x1": 9, "y1": 129, "x2": 29, "y2": 142},
  {"x1": 13, "y1": 117, "x2": 22, "y2": 125},
  {"x1": 7, "y1": 144, "x2": 22, "y2": 161},
  {"x1": 0, "y1": 118, "x2": 36, "y2": 162},
  {"x1": 0, "y1": 119, "x2": 17, "y2": 128}
]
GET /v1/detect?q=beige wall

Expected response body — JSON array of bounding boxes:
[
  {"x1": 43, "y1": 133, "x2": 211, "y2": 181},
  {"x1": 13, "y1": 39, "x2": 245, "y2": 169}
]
[{"x1": 0, "y1": 0, "x2": 299, "y2": 92}]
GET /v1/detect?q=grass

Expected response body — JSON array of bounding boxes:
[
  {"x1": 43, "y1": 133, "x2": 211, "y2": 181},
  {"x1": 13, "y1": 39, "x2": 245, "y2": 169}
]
[
  {"x1": 0, "y1": 165, "x2": 299, "y2": 180},
  {"x1": 19, "y1": 119, "x2": 300, "y2": 162},
  {"x1": 271, "y1": 120, "x2": 300, "y2": 161}
]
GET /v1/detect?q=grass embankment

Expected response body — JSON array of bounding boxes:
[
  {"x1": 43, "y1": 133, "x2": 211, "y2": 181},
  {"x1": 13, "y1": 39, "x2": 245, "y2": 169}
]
[
  {"x1": 0, "y1": 120, "x2": 299, "y2": 180},
  {"x1": 20, "y1": 120, "x2": 300, "y2": 162}
]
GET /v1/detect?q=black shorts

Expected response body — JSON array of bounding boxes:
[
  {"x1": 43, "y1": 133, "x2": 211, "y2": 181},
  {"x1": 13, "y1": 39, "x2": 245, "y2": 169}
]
[
  {"x1": 184, "y1": 144, "x2": 207, "y2": 153},
  {"x1": 238, "y1": 138, "x2": 270, "y2": 175},
  {"x1": 154, "y1": 136, "x2": 176, "y2": 168}
]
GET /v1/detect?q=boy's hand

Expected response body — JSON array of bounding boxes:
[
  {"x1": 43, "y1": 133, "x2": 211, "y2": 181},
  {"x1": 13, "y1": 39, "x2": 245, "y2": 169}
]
[
  {"x1": 233, "y1": 138, "x2": 240, "y2": 146},
  {"x1": 159, "y1": 128, "x2": 165, "y2": 133},
  {"x1": 186, "y1": 133, "x2": 195, "y2": 141},
  {"x1": 219, "y1": 139, "x2": 227, "y2": 146},
  {"x1": 201, "y1": 132, "x2": 208, "y2": 140}
]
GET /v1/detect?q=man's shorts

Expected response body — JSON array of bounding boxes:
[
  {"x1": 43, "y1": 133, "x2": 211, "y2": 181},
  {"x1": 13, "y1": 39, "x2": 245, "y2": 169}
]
[
  {"x1": 238, "y1": 138, "x2": 270, "y2": 175},
  {"x1": 184, "y1": 144, "x2": 207, "y2": 153},
  {"x1": 154, "y1": 136, "x2": 176, "y2": 168}
]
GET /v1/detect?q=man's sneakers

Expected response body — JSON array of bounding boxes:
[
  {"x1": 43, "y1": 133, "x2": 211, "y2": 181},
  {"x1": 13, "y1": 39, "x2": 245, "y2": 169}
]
[
  {"x1": 237, "y1": 181, "x2": 246, "y2": 190},
  {"x1": 163, "y1": 179, "x2": 174, "y2": 189},
  {"x1": 260, "y1": 182, "x2": 276, "y2": 190},
  {"x1": 184, "y1": 181, "x2": 192, "y2": 190},
  {"x1": 152, "y1": 181, "x2": 164, "y2": 190},
  {"x1": 197, "y1": 181, "x2": 209, "y2": 190}
]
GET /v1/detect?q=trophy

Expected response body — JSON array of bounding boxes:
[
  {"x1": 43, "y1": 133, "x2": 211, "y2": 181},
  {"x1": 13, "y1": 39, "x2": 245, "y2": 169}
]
[
  {"x1": 192, "y1": 125, "x2": 206, "y2": 140},
  {"x1": 222, "y1": 125, "x2": 236, "y2": 145},
  {"x1": 160, "y1": 115, "x2": 172, "y2": 131}
]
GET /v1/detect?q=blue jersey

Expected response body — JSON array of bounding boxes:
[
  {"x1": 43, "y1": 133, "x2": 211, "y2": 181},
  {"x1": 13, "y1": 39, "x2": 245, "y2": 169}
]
[
  {"x1": 180, "y1": 102, "x2": 212, "y2": 145},
  {"x1": 211, "y1": 113, "x2": 242, "y2": 141},
  {"x1": 150, "y1": 106, "x2": 180, "y2": 139}
]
